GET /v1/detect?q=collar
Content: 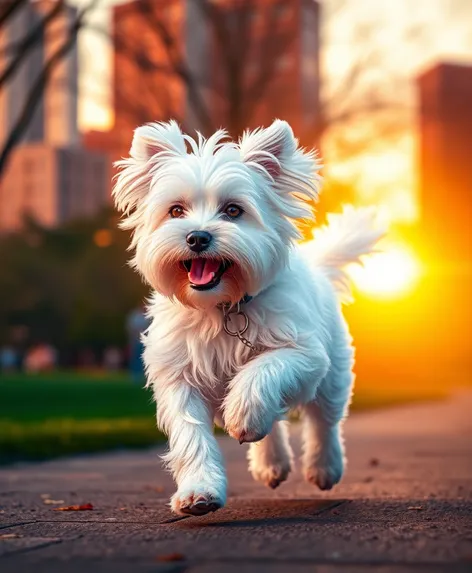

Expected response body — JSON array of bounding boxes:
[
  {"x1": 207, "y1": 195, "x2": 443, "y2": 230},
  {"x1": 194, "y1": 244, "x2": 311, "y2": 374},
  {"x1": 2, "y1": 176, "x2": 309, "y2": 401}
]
[
  {"x1": 219, "y1": 293, "x2": 255, "y2": 350},
  {"x1": 217, "y1": 293, "x2": 253, "y2": 310},
  {"x1": 239, "y1": 293, "x2": 253, "y2": 305}
]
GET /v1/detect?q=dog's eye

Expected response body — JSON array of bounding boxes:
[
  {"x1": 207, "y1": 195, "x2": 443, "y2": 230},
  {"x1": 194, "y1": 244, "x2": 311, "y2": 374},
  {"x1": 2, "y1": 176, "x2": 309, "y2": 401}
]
[
  {"x1": 169, "y1": 205, "x2": 184, "y2": 218},
  {"x1": 224, "y1": 204, "x2": 243, "y2": 219}
]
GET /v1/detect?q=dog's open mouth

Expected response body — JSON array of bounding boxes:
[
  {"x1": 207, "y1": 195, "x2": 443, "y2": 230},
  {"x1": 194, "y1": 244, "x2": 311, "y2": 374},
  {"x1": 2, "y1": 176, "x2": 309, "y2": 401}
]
[{"x1": 181, "y1": 258, "x2": 232, "y2": 291}]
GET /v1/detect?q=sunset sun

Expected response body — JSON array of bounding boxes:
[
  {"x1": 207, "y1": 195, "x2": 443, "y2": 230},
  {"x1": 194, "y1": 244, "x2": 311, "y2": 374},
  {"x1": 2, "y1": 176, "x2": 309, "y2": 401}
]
[{"x1": 348, "y1": 242, "x2": 422, "y2": 299}]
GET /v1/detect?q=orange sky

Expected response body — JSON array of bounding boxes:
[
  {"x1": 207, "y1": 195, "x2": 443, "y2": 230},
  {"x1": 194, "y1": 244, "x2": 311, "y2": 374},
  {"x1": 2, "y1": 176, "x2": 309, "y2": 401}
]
[{"x1": 73, "y1": 0, "x2": 472, "y2": 223}]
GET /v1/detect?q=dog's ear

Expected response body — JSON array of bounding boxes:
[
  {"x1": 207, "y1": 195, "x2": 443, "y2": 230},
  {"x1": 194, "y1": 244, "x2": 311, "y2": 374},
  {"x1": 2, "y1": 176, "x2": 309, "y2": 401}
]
[
  {"x1": 129, "y1": 120, "x2": 186, "y2": 163},
  {"x1": 239, "y1": 119, "x2": 297, "y2": 178},
  {"x1": 113, "y1": 121, "x2": 186, "y2": 218},
  {"x1": 239, "y1": 119, "x2": 321, "y2": 229}
]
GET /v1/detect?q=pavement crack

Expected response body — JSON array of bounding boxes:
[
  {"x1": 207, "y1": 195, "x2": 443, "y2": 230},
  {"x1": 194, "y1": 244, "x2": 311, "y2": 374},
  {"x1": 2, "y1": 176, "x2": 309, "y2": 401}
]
[
  {"x1": 26, "y1": 519, "x2": 175, "y2": 525},
  {"x1": 159, "y1": 515, "x2": 192, "y2": 525},
  {"x1": 311, "y1": 499, "x2": 349, "y2": 516},
  {"x1": 0, "y1": 521, "x2": 37, "y2": 531}
]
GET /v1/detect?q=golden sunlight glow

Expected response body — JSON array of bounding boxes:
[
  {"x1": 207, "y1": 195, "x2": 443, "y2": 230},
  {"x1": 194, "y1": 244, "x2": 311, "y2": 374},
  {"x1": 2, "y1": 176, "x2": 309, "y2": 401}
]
[
  {"x1": 323, "y1": 134, "x2": 419, "y2": 225},
  {"x1": 348, "y1": 243, "x2": 421, "y2": 299}
]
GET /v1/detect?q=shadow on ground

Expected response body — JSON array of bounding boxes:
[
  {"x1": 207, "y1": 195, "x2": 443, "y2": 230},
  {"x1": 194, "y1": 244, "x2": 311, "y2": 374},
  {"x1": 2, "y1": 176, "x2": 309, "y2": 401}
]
[{"x1": 176, "y1": 499, "x2": 345, "y2": 529}]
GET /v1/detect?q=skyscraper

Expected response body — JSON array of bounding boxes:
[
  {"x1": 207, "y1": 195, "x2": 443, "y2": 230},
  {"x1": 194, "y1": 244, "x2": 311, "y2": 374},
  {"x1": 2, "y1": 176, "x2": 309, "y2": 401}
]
[
  {"x1": 418, "y1": 62, "x2": 472, "y2": 263},
  {"x1": 0, "y1": 144, "x2": 109, "y2": 230},
  {"x1": 417, "y1": 61, "x2": 472, "y2": 369}
]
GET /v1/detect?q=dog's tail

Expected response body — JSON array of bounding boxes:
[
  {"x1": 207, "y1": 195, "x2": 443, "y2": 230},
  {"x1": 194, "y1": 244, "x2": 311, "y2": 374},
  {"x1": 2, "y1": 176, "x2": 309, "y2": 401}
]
[{"x1": 299, "y1": 206, "x2": 385, "y2": 303}]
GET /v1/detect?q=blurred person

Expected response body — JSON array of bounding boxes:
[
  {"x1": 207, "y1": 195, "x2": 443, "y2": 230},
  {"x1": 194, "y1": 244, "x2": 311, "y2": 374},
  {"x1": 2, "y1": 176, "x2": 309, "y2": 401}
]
[
  {"x1": 126, "y1": 304, "x2": 149, "y2": 382},
  {"x1": 0, "y1": 345, "x2": 18, "y2": 372},
  {"x1": 77, "y1": 348, "x2": 97, "y2": 370},
  {"x1": 24, "y1": 343, "x2": 57, "y2": 373},
  {"x1": 103, "y1": 346, "x2": 123, "y2": 372}
]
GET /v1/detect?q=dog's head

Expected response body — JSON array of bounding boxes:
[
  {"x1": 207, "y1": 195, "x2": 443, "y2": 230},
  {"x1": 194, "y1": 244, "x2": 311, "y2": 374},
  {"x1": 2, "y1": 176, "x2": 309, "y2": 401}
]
[{"x1": 113, "y1": 120, "x2": 321, "y2": 309}]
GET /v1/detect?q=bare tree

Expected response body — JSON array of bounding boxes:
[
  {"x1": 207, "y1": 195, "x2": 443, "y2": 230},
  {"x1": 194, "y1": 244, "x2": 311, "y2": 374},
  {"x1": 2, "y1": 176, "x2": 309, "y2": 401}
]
[
  {"x1": 107, "y1": 0, "x2": 313, "y2": 141},
  {"x1": 73, "y1": 0, "x2": 421, "y2": 195},
  {"x1": 97, "y1": 0, "x2": 412, "y2": 157},
  {"x1": 0, "y1": 0, "x2": 100, "y2": 177},
  {"x1": 317, "y1": 0, "x2": 420, "y2": 165},
  {"x1": 0, "y1": 0, "x2": 65, "y2": 90}
]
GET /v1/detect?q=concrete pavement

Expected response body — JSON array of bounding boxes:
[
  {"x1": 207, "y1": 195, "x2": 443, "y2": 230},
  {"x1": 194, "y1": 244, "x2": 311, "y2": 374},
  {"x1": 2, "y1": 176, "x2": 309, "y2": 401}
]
[{"x1": 1, "y1": 392, "x2": 472, "y2": 572}]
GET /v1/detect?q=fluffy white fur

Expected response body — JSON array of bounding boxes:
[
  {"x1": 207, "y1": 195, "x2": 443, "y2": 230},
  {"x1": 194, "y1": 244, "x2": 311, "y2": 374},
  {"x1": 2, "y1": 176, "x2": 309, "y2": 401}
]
[{"x1": 113, "y1": 119, "x2": 384, "y2": 516}]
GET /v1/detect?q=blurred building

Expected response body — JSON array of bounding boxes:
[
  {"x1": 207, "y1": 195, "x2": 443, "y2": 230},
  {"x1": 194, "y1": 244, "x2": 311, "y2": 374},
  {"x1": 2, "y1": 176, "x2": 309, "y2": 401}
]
[
  {"x1": 85, "y1": 0, "x2": 320, "y2": 162},
  {"x1": 0, "y1": 0, "x2": 79, "y2": 148},
  {"x1": 0, "y1": 0, "x2": 110, "y2": 232},
  {"x1": 0, "y1": 144, "x2": 109, "y2": 230},
  {"x1": 418, "y1": 62, "x2": 472, "y2": 263},
  {"x1": 417, "y1": 61, "x2": 472, "y2": 372},
  {"x1": 82, "y1": 130, "x2": 114, "y2": 196}
]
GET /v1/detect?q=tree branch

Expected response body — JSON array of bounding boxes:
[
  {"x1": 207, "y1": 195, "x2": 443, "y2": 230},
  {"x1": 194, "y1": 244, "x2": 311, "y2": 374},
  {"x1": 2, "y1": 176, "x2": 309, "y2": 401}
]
[
  {"x1": 0, "y1": 0, "x2": 65, "y2": 89},
  {"x1": 133, "y1": 0, "x2": 214, "y2": 134},
  {"x1": 243, "y1": 3, "x2": 298, "y2": 126},
  {"x1": 0, "y1": 0, "x2": 28, "y2": 29},
  {"x1": 0, "y1": 0, "x2": 100, "y2": 177}
]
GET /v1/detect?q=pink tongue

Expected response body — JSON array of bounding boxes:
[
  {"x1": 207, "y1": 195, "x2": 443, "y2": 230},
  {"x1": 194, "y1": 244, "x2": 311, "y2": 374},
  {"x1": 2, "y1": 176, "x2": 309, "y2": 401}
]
[{"x1": 189, "y1": 258, "x2": 221, "y2": 285}]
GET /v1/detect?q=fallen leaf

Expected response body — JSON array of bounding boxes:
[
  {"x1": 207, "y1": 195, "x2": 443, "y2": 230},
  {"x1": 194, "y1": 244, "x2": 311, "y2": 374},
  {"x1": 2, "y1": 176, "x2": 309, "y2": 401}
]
[
  {"x1": 43, "y1": 499, "x2": 65, "y2": 505},
  {"x1": 144, "y1": 485, "x2": 165, "y2": 493},
  {"x1": 53, "y1": 503, "x2": 94, "y2": 511},
  {"x1": 155, "y1": 553, "x2": 185, "y2": 562},
  {"x1": 369, "y1": 458, "x2": 380, "y2": 467},
  {"x1": 0, "y1": 534, "x2": 21, "y2": 539},
  {"x1": 407, "y1": 506, "x2": 424, "y2": 511},
  {"x1": 363, "y1": 476, "x2": 374, "y2": 483}
]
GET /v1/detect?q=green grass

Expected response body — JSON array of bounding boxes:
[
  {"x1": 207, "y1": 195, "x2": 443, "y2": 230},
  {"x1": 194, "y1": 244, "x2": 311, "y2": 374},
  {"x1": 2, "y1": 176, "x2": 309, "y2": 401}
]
[
  {"x1": 0, "y1": 371, "x2": 447, "y2": 464},
  {"x1": 0, "y1": 372, "x2": 162, "y2": 463}
]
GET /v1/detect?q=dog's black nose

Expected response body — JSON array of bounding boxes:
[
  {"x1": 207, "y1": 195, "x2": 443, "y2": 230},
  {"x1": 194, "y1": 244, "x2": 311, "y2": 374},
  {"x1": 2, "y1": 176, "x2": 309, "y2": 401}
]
[{"x1": 186, "y1": 230, "x2": 212, "y2": 252}]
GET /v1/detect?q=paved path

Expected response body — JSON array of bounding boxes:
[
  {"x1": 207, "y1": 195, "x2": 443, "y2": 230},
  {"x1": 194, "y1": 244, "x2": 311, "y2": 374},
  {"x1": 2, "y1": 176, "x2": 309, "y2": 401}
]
[{"x1": 1, "y1": 393, "x2": 472, "y2": 572}]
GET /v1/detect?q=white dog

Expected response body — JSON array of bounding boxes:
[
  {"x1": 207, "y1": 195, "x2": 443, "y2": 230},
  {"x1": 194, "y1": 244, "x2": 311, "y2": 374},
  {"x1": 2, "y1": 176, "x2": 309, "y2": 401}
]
[{"x1": 113, "y1": 119, "x2": 383, "y2": 516}]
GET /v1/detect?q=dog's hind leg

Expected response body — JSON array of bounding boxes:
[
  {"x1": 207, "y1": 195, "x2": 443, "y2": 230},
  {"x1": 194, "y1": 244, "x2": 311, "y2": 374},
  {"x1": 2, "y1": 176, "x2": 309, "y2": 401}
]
[
  {"x1": 248, "y1": 420, "x2": 293, "y2": 489},
  {"x1": 302, "y1": 335, "x2": 354, "y2": 491}
]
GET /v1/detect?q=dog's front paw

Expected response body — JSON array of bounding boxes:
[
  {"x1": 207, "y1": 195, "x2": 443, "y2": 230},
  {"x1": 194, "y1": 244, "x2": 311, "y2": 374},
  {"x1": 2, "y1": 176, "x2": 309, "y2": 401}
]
[
  {"x1": 225, "y1": 412, "x2": 274, "y2": 444},
  {"x1": 171, "y1": 484, "x2": 225, "y2": 517},
  {"x1": 224, "y1": 394, "x2": 277, "y2": 444}
]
